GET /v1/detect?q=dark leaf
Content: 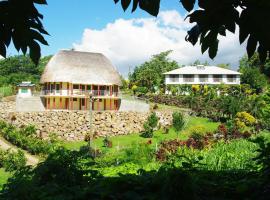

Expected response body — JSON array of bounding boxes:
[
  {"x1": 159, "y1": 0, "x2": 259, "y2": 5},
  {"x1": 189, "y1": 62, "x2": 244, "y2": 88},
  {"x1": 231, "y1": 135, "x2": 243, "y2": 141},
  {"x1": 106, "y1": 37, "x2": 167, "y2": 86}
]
[
  {"x1": 246, "y1": 35, "x2": 257, "y2": 58},
  {"x1": 180, "y1": 0, "x2": 195, "y2": 12},
  {"x1": 187, "y1": 10, "x2": 204, "y2": 23},
  {"x1": 121, "y1": 0, "x2": 131, "y2": 11},
  {"x1": 209, "y1": 39, "x2": 219, "y2": 59},
  {"x1": 29, "y1": 41, "x2": 41, "y2": 65},
  {"x1": 219, "y1": 26, "x2": 226, "y2": 36},
  {"x1": 225, "y1": 21, "x2": 236, "y2": 33},
  {"x1": 139, "y1": 0, "x2": 160, "y2": 17},
  {"x1": 185, "y1": 25, "x2": 200, "y2": 46},
  {"x1": 239, "y1": 27, "x2": 249, "y2": 44},
  {"x1": 0, "y1": 42, "x2": 6, "y2": 58},
  {"x1": 33, "y1": 0, "x2": 47, "y2": 4},
  {"x1": 258, "y1": 45, "x2": 267, "y2": 63},
  {"x1": 132, "y1": 0, "x2": 139, "y2": 12},
  {"x1": 30, "y1": 29, "x2": 48, "y2": 45}
]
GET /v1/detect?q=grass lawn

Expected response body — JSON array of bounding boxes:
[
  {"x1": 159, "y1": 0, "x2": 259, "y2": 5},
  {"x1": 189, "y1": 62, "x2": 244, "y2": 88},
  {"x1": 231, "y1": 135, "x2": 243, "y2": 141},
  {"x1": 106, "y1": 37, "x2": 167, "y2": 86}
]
[
  {"x1": 63, "y1": 116, "x2": 220, "y2": 152},
  {"x1": 0, "y1": 168, "x2": 11, "y2": 190}
]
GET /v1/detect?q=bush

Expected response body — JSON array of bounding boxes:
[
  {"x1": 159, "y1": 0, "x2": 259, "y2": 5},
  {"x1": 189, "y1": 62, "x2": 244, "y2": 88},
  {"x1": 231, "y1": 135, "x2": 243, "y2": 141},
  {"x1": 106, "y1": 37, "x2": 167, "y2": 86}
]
[
  {"x1": 186, "y1": 125, "x2": 207, "y2": 137},
  {"x1": 141, "y1": 113, "x2": 159, "y2": 138},
  {"x1": 103, "y1": 136, "x2": 113, "y2": 148},
  {"x1": 0, "y1": 149, "x2": 26, "y2": 172},
  {"x1": 172, "y1": 112, "x2": 185, "y2": 132},
  {"x1": 136, "y1": 86, "x2": 148, "y2": 94},
  {"x1": 0, "y1": 121, "x2": 59, "y2": 155},
  {"x1": 0, "y1": 86, "x2": 14, "y2": 98}
]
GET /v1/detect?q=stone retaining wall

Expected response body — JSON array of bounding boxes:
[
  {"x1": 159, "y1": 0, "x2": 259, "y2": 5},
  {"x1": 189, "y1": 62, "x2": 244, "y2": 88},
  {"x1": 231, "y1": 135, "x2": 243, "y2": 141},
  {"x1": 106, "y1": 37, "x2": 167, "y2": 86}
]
[{"x1": 1, "y1": 101, "x2": 173, "y2": 141}]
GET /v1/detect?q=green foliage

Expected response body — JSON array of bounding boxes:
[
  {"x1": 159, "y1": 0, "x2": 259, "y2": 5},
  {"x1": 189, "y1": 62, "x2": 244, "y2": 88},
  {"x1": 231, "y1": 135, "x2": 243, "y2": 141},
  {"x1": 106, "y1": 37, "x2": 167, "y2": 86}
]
[
  {"x1": 0, "y1": 149, "x2": 26, "y2": 172},
  {"x1": 103, "y1": 136, "x2": 113, "y2": 148},
  {"x1": 0, "y1": 121, "x2": 59, "y2": 155},
  {"x1": 240, "y1": 65, "x2": 268, "y2": 93},
  {"x1": 136, "y1": 86, "x2": 148, "y2": 94},
  {"x1": 129, "y1": 50, "x2": 178, "y2": 92},
  {"x1": 141, "y1": 112, "x2": 159, "y2": 138},
  {"x1": 0, "y1": 55, "x2": 52, "y2": 87},
  {"x1": 172, "y1": 111, "x2": 185, "y2": 132},
  {"x1": 0, "y1": 86, "x2": 14, "y2": 98}
]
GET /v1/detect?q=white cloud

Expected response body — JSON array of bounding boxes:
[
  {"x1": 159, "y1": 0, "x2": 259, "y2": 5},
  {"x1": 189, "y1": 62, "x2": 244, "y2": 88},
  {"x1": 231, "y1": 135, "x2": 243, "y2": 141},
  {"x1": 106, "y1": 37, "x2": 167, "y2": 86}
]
[{"x1": 73, "y1": 10, "x2": 246, "y2": 77}]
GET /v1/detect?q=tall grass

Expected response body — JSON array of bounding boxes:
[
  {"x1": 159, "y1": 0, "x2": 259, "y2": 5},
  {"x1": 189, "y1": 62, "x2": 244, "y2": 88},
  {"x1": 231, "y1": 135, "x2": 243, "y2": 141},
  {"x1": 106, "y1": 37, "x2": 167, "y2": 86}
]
[
  {"x1": 201, "y1": 140, "x2": 259, "y2": 171},
  {"x1": 0, "y1": 86, "x2": 14, "y2": 97}
]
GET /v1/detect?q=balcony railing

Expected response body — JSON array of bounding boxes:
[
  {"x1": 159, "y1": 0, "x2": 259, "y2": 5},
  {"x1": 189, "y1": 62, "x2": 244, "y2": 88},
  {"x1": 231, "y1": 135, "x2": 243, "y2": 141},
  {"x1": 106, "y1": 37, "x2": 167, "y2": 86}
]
[
  {"x1": 41, "y1": 90, "x2": 119, "y2": 97},
  {"x1": 169, "y1": 78, "x2": 179, "y2": 83},
  {"x1": 227, "y1": 78, "x2": 236, "y2": 83},
  {"x1": 199, "y1": 78, "x2": 208, "y2": 83},
  {"x1": 183, "y1": 78, "x2": 194, "y2": 82}
]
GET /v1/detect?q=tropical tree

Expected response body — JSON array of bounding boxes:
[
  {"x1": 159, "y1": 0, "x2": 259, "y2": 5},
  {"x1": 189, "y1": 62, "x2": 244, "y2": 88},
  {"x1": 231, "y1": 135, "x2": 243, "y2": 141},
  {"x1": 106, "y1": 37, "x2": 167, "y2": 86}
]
[
  {"x1": 129, "y1": 50, "x2": 179, "y2": 92},
  {"x1": 240, "y1": 66, "x2": 268, "y2": 93},
  {"x1": 0, "y1": 55, "x2": 52, "y2": 86}
]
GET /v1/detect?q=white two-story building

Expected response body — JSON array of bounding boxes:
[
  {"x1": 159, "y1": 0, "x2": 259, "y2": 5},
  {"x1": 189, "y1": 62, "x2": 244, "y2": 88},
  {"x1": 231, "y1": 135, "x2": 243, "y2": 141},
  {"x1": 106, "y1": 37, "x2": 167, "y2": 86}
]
[{"x1": 164, "y1": 65, "x2": 241, "y2": 85}]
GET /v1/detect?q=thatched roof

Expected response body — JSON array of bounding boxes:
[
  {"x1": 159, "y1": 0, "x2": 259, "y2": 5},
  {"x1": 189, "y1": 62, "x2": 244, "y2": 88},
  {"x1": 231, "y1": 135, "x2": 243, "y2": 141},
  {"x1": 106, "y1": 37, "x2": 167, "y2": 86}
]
[{"x1": 40, "y1": 50, "x2": 122, "y2": 85}]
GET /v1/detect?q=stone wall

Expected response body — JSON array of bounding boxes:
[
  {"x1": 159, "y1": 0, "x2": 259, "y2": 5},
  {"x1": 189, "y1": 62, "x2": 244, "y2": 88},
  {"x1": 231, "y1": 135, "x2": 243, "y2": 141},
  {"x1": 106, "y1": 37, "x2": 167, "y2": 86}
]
[{"x1": 0, "y1": 101, "x2": 173, "y2": 141}]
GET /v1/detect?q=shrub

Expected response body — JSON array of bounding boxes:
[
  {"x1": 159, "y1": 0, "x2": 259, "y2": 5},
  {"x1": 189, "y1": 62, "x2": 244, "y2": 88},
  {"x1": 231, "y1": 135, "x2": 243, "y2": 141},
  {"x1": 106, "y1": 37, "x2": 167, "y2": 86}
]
[
  {"x1": 153, "y1": 104, "x2": 159, "y2": 110},
  {"x1": 0, "y1": 121, "x2": 59, "y2": 155},
  {"x1": 234, "y1": 112, "x2": 256, "y2": 131},
  {"x1": 186, "y1": 125, "x2": 207, "y2": 137},
  {"x1": 0, "y1": 149, "x2": 26, "y2": 172},
  {"x1": 141, "y1": 112, "x2": 159, "y2": 138},
  {"x1": 172, "y1": 111, "x2": 185, "y2": 132},
  {"x1": 136, "y1": 86, "x2": 148, "y2": 94},
  {"x1": 103, "y1": 136, "x2": 113, "y2": 148},
  {"x1": 236, "y1": 112, "x2": 256, "y2": 126}
]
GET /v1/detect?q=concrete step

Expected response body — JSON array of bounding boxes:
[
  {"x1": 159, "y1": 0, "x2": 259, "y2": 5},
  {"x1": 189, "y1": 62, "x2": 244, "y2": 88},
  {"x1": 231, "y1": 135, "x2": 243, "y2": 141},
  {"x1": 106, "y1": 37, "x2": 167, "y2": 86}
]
[{"x1": 16, "y1": 96, "x2": 45, "y2": 112}]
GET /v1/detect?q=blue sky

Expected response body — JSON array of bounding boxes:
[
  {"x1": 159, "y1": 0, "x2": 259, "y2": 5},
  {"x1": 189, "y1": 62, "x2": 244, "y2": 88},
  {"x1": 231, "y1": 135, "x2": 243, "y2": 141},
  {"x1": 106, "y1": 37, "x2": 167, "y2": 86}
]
[
  {"x1": 36, "y1": 0, "x2": 186, "y2": 56},
  {"x1": 9, "y1": 1, "x2": 245, "y2": 76}
]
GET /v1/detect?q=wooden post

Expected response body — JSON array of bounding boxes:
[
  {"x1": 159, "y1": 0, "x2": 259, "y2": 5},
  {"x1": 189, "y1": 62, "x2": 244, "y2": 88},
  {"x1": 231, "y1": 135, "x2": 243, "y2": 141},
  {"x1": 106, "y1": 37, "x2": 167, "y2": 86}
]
[
  {"x1": 48, "y1": 98, "x2": 50, "y2": 110},
  {"x1": 110, "y1": 99, "x2": 112, "y2": 110},
  {"x1": 110, "y1": 85, "x2": 112, "y2": 96},
  {"x1": 53, "y1": 98, "x2": 55, "y2": 109},
  {"x1": 71, "y1": 83, "x2": 73, "y2": 95},
  {"x1": 60, "y1": 83, "x2": 62, "y2": 95},
  {"x1": 60, "y1": 98, "x2": 62, "y2": 109},
  {"x1": 67, "y1": 83, "x2": 69, "y2": 95}
]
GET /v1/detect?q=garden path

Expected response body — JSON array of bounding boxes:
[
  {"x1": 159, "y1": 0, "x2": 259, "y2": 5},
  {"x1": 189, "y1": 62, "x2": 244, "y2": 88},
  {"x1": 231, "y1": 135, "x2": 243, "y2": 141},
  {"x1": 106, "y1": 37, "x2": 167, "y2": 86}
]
[{"x1": 0, "y1": 137, "x2": 39, "y2": 166}]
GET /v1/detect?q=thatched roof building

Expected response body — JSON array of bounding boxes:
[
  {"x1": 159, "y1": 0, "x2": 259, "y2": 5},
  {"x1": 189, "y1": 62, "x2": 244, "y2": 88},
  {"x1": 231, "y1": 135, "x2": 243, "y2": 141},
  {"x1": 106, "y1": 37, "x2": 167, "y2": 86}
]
[{"x1": 40, "y1": 50, "x2": 121, "y2": 85}]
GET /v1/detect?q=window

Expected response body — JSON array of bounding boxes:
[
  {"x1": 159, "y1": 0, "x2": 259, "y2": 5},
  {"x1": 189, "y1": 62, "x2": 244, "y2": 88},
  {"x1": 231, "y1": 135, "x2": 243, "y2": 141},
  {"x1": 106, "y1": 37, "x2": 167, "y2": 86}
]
[
  {"x1": 87, "y1": 85, "x2": 91, "y2": 90},
  {"x1": 73, "y1": 98, "x2": 77, "y2": 102},
  {"x1": 81, "y1": 85, "x2": 85, "y2": 90},
  {"x1": 169, "y1": 75, "x2": 179, "y2": 82},
  {"x1": 227, "y1": 75, "x2": 236, "y2": 82},
  {"x1": 213, "y1": 75, "x2": 222, "y2": 82},
  {"x1": 183, "y1": 75, "x2": 194, "y2": 82},
  {"x1": 73, "y1": 84, "x2": 79, "y2": 89},
  {"x1": 199, "y1": 75, "x2": 208, "y2": 82}
]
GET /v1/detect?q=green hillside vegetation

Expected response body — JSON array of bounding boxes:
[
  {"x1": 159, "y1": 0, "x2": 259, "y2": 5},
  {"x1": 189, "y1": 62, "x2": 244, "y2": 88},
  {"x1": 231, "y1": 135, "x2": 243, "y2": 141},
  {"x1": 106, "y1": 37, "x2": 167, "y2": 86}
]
[{"x1": 0, "y1": 55, "x2": 51, "y2": 97}]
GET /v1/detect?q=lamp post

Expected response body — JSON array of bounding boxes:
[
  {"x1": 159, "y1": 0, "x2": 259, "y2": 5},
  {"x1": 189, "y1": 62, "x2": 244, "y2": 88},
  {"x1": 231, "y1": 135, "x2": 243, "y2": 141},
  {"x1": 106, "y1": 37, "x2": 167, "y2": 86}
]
[{"x1": 87, "y1": 91, "x2": 98, "y2": 148}]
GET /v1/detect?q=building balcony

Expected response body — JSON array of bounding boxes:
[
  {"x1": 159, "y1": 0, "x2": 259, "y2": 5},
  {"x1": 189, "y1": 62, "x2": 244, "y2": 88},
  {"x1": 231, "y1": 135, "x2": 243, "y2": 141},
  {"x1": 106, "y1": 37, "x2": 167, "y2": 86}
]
[{"x1": 40, "y1": 90, "x2": 120, "y2": 98}]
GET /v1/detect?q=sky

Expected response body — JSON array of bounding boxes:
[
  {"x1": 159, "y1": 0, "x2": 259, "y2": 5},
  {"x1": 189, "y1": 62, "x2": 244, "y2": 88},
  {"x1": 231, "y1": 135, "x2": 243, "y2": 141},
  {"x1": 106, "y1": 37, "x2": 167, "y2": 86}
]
[{"x1": 10, "y1": 0, "x2": 246, "y2": 77}]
